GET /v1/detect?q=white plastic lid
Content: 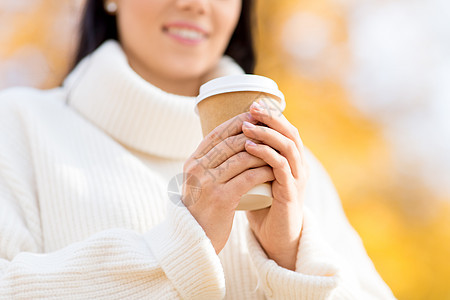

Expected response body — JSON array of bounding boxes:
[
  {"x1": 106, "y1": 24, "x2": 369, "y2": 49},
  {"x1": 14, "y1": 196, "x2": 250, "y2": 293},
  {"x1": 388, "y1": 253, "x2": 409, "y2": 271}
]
[{"x1": 195, "y1": 74, "x2": 285, "y2": 114}]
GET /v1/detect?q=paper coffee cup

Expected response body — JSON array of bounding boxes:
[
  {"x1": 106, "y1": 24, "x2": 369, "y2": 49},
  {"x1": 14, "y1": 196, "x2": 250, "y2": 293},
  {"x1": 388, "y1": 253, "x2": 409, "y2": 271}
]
[{"x1": 195, "y1": 74, "x2": 286, "y2": 211}]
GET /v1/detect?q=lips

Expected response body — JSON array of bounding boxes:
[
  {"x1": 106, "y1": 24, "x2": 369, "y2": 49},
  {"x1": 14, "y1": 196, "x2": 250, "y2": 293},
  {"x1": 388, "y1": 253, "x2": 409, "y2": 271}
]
[{"x1": 163, "y1": 22, "x2": 209, "y2": 44}]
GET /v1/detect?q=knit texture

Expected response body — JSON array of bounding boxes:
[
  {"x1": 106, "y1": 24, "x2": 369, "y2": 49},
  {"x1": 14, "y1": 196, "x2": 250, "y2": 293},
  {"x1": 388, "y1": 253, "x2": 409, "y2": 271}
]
[{"x1": 0, "y1": 40, "x2": 396, "y2": 299}]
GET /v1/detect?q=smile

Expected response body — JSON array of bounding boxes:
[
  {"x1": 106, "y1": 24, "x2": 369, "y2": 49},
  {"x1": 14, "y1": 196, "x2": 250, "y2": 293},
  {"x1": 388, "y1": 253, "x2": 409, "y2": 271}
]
[{"x1": 163, "y1": 23, "x2": 209, "y2": 45}]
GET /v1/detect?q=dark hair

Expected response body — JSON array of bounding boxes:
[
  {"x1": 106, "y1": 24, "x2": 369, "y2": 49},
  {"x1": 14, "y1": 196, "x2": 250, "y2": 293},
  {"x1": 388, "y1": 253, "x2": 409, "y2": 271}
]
[{"x1": 71, "y1": 0, "x2": 255, "y2": 74}]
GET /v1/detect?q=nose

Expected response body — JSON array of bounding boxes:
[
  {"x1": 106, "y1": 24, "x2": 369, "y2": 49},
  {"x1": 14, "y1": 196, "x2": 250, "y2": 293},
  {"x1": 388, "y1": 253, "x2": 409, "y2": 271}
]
[{"x1": 175, "y1": 0, "x2": 209, "y2": 15}]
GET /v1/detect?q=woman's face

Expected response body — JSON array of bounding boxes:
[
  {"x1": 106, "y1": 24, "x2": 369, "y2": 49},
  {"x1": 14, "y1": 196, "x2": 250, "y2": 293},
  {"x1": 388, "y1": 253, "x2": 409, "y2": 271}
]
[{"x1": 114, "y1": 0, "x2": 242, "y2": 95}]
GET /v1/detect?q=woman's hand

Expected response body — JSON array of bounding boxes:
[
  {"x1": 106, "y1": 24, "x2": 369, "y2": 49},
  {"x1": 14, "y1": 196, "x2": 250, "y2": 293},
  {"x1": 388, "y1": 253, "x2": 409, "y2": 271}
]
[
  {"x1": 242, "y1": 99, "x2": 310, "y2": 270},
  {"x1": 182, "y1": 112, "x2": 275, "y2": 255}
]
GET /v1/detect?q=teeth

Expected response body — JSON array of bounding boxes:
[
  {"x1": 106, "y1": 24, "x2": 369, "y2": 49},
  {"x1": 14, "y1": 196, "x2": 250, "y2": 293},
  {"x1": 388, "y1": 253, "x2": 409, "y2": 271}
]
[{"x1": 167, "y1": 27, "x2": 205, "y2": 40}]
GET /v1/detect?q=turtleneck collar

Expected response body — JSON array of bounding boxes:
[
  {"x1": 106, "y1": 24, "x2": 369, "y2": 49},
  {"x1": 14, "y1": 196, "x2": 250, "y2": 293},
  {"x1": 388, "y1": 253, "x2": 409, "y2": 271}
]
[{"x1": 63, "y1": 40, "x2": 244, "y2": 160}]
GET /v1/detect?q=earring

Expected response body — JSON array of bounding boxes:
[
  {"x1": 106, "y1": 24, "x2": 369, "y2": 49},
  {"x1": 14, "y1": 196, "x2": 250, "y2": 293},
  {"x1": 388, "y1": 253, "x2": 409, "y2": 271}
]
[{"x1": 105, "y1": 1, "x2": 118, "y2": 14}]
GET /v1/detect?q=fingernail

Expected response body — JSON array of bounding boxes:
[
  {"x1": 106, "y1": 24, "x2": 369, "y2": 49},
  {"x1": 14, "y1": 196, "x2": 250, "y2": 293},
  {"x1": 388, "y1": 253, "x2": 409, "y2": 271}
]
[
  {"x1": 251, "y1": 101, "x2": 264, "y2": 112},
  {"x1": 243, "y1": 121, "x2": 255, "y2": 129},
  {"x1": 246, "y1": 140, "x2": 256, "y2": 147}
]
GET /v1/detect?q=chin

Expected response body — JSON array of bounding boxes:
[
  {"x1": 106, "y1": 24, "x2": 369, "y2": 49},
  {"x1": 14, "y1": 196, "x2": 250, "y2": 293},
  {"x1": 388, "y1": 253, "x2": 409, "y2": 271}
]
[{"x1": 170, "y1": 64, "x2": 210, "y2": 80}]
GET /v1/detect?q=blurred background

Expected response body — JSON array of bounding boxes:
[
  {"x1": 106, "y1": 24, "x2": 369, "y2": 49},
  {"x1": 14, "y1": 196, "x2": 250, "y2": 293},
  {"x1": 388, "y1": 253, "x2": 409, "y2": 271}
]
[{"x1": 1, "y1": 0, "x2": 449, "y2": 299}]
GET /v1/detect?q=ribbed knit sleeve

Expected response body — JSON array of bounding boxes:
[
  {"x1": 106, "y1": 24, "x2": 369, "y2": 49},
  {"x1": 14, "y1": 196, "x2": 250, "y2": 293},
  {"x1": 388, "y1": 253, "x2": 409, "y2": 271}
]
[
  {"x1": 245, "y1": 149, "x2": 397, "y2": 299},
  {"x1": 246, "y1": 209, "x2": 340, "y2": 299},
  {"x1": 0, "y1": 187, "x2": 225, "y2": 299},
  {"x1": 144, "y1": 200, "x2": 226, "y2": 298}
]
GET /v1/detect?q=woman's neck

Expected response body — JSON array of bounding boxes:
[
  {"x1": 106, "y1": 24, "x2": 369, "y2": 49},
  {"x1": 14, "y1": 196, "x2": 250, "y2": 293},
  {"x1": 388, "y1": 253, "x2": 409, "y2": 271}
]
[{"x1": 127, "y1": 55, "x2": 201, "y2": 97}]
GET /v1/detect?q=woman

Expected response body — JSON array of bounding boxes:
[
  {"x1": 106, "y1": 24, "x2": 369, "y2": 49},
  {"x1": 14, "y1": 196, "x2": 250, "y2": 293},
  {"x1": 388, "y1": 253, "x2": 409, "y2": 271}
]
[{"x1": 0, "y1": 0, "x2": 395, "y2": 298}]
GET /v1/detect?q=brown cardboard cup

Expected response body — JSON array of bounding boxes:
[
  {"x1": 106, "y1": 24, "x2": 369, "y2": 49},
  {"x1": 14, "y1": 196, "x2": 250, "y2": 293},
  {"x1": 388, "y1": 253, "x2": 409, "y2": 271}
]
[{"x1": 195, "y1": 75, "x2": 286, "y2": 210}]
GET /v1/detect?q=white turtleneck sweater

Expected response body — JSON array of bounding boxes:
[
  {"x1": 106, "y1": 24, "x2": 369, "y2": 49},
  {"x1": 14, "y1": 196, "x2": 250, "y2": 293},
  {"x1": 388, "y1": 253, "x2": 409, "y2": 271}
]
[{"x1": 0, "y1": 40, "x2": 395, "y2": 299}]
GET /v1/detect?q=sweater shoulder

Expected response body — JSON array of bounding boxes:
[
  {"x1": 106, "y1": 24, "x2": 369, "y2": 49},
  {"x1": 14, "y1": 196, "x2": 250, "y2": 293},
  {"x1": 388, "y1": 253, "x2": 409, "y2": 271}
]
[
  {"x1": 0, "y1": 86, "x2": 66, "y2": 110},
  {"x1": 0, "y1": 86, "x2": 67, "y2": 155},
  {"x1": 302, "y1": 146, "x2": 331, "y2": 188},
  {"x1": 302, "y1": 147, "x2": 345, "y2": 216}
]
